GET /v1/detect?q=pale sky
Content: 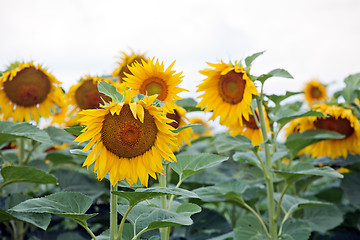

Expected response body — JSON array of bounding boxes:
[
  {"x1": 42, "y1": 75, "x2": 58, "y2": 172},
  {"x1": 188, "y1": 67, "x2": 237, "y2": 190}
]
[{"x1": 1, "y1": 0, "x2": 359, "y2": 101}]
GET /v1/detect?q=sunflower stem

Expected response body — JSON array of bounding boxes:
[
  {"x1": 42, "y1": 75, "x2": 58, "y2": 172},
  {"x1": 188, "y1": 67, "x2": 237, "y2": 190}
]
[
  {"x1": 110, "y1": 183, "x2": 118, "y2": 240},
  {"x1": 159, "y1": 170, "x2": 169, "y2": 240},
  {"x1": 19, "y1": 138, "x2": 25, "y2": 165},
  {"x1": 256, "y1": 95, "x2": 277, "y2": 239}
]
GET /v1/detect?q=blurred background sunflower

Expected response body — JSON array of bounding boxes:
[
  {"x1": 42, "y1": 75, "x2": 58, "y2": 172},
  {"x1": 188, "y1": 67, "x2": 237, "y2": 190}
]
[
  {"x1": 304, "y1": 79, "x2": 328, "y2": 105},
  {"x1": 0, "y1": 61, "x2": 64, "y2": 123}
]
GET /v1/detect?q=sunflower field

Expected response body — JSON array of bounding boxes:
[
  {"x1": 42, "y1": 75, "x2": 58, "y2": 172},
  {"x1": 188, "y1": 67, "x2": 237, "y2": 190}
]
[{"x1": 1, "y1": 51, "x2": 360, "y2": 240}]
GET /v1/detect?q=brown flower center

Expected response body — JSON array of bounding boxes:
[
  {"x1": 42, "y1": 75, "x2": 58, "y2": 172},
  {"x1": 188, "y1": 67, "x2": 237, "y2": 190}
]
[
  {"x1": 314, "y1": 116, "x2": 354, "y2": 138},
  {"x1": 218, "y1": 70, "x2": 246, "y2": 104},
  {"x1": 139, "y1": 77, "x2": 168, "y2": 101},
  {"x1": 243, "y1": 114, "x2": 259, "y2": 129},
  {"x1": 118, "y1": 57, "x2": 146, "y2": 82},
  {"x1": 101, "y1": 104, "x2": 158, "y2": 158},
  {"x1": 3, "y1": 67, "x2": 51, "y2": 107},
  {"x1": 310, "y1": 86, "x2": 322, "y2": 99},
  {"x1": 75, "y1": 80, "x2": 111, "y2": 109},
  {"x1": 167, "y1": 109, "x2": 180, "y2": 129}
]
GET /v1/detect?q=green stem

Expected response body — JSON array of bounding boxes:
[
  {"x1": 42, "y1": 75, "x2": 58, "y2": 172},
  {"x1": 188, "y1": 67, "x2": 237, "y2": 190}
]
[
  {"x1": 19, "y1": 138, "x2": 25, "y2": 165},
  {"x1": 23, "y1": 142, "x2": 40, "y2": 165},
  {"x1": 110, "y1": 183, "x2": 118, "y2": 240},
  {"x1": 168, "y1": 177, "x2": 183, "y2": 211},
  {"x1": 241, "y1": 199, "x2": 271, "y2": 239},
  {"x1": 159, "y1": 171, "x2": 169, "y2": 240},
  {"x1": 83, "y1": 224, "x2": 98, "y2": 240},
  {"x1": 275, "y1": 183, "x2": 291, "y2": 224},
  {"x1": 256, "y1": 95, "x2": 277, "y2": 239},
  {"x1": 116, "y1": 205, "x2": 134, "y2": 240}
]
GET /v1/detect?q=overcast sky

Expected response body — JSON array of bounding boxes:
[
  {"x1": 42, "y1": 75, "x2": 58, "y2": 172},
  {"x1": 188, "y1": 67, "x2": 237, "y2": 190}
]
[{"x1": 1, "y1": 0, "x2": 359, "y2": 101}]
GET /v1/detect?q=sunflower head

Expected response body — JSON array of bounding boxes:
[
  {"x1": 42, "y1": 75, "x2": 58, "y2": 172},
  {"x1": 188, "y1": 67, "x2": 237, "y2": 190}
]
[
  {"x1": 196, "y1": 60, "x2": 259, "y2": 128},
  {"x1": 0, "y1": 61, "x2": 64, "y2": 123},
  {"x1": 304, "y1": 79, "x2": 327, "y2": 105},
  {"x1": 66, "y1": 76, "x2": 116, "y2": 118},
  {"x1": 228, "y1": 105, "x2": 270, "y2": 145},
  {"x1": 166, "y1": 105, "x2": 194, "y2": 151},
  {"x1": 123, "y1": 57, "x2": 187, "y2": 111},
  {"x1": 112, "y1": 50, "x2": 147, "y2": 83},
  {"x1": 188, "y1": 117, "x2": 212, "y2": 138},
  {"x1": 292, "y1": 104, "x2": 360, "y2": 159},
  {"x1": 74, "y1": 85, "x2": 179, "y2": 187}
]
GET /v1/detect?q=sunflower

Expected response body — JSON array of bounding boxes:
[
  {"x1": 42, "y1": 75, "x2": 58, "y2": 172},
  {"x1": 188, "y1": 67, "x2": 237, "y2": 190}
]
[
  {"x1": 166, "y1": 105, "x2": 194, "y2": 151},
  {"x1": 65, "y1": 75, "x2": 117, "y2": 118},
  {"x1": 228, "y1": 105, "x2": 270, "y2": 145},
  {"x1": 123, "y1": 57, "x2": 186, "y2": 112},
  {"x1": 196, "y1": 60, "x2": 259, "y2": 128},
  {"x1": 304, "y1": 79, "x2": 327, "y2": 105},
  {"x1": 0, "y1": 62, "x2": 64, "y2": 123},
  {"x1": 294, "y1": 104, "x2": 360, "y2": 159},
  {"x1": 188, "y1": 117, "x2": 212, "y2": 139},
  {"x1": 74, "y1": 90, "x2": 178, "y2": 187},
  {"x1": 112, "y1": 50, "x2": 147, "y2": 83}
]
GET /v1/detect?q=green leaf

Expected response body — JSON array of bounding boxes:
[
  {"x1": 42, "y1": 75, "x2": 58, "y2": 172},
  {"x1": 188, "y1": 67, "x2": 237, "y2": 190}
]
[
  {"x1": 0, "y1": 121, "x2": 52, "y2": 145},
  {"x1": 170, "y1": 153, "x2": 229, "y2": 181},
  {"x1": 10, "y1": 212, "x2": 51, "y2": 230},
  {"x1": 341, "y1": 173, "x2": 360, "y2": 208},
  {"x1": 64, "y1": 125, "x2": 85, "y2": 136},
  {"x1": 9, "y1": 192, "x2": 96, "y2": 227},
  {"x1": 97, "y1": 80, "x2": 123, "y2": 103},
  {"x1": 113, "y1": 187, "x2": 199, "y2": 206},
  {"x1": 285, "y1": 129, "x2": 345, "y2": 156},
  {"x1": 280, "y1": 219, "x2": 311, "y2": 240},
  {"x1": 273, "y1": 109, "x2": 324, "y2": 129},
  {"x1": 171, "y1": 124, "x2": 200, "y2": 133},
  {"x1": 136, "y1": 187, "x2": 199, "y2": 199},
  {"x1": 118, "y1": 202, "x2": 201, "y2": 235},
  {"x1": 54, "y1": 170, "x2": 107, "y2": 199},
  {"x1": 1, "y1": 166, "x2": 57, "y2": 189},
  {"x1": 275, "y1": 193, "x2": 331, "y2": 213},
  {"x1": 256, "y1": 69, "x2": 293, "y2": 84},
  {"x1": 212, "y1": 134, "x2": 252, "y2": 153},
  {"x1": 266, "y1": 91, "x2": 304, "y2": 107},
  {"x1": 176, "y1": 98, "x2": 201, "y2": 112},
  {"x1": 45, "y1": 151, "x2": 77, "y2": 165},
  {"x1": 233, "y1": 216, "x2": 268, "y2": 240},
  {"x1": 43, "y1": 126, "x2": 75, "y2": 145},
  {"x1": 245, "y1": 51, "x2": 265, "y2": 68},
  {"x1": 275, "y1": 166, "x2": 343, "y2": 185},
  {"x1": 0, "y1": 208, "x2": 15, "y2": 222},
  {"x1": 303, "y1": 205, "x2": 343, "y2": 233}
]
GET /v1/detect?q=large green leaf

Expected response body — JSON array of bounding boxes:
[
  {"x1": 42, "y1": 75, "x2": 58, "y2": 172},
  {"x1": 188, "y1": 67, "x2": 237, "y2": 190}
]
[
  {"x1": 212, "y1": 134, "x2": 252, "y2": 153},
  {"x1": 0, "y1": 121, "x2": 52, "y2": 145},
  {"x1": 341, "y1": 173, "x2": 360, "y2": 208},
  {"x1": 170, "y1": 153, "x2": 228, "y2": 181},
  {"x1": 97, "y1": 80, "x2": 123, "y2": 103},
  {"x1": 1, "y1": 166, "x2": 57, "y2": 189},
  {"x1": 280, "y1": 219, "x2": 311, "y2": 240},
  {"x1": 233, "y1": 216, "x2": 268, "y2": 240},
  {"x1": 9, "y1": 192, "x2": 96, "y2": 227},
  {"x1": 273, "y1": 109, "x2": 324, "y2": 129},
  {"x1": 275, "y1": 166, "x2": 343, "y2": 185},
  {"x1": 303, "y1": 205, "x2": 343, "y2": 233},
  {"x1": 0, "y1": 207, "x2": 51, "y2": 230},
  {"x1": 118, "y1": 202, "x2": 201, "y2": 236},
  {"x1": 113, "y1": 187, "x2": 199, "y2": 206},
  {"x1": 285, "y1": 129, "x2": 345, "y2": 156},
  {"x1": 275, "y1": 193, "x2": 330, "y2": 213},
  {"x1": 43, "y1": 126, "x2": 75, "y2": 145}
]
